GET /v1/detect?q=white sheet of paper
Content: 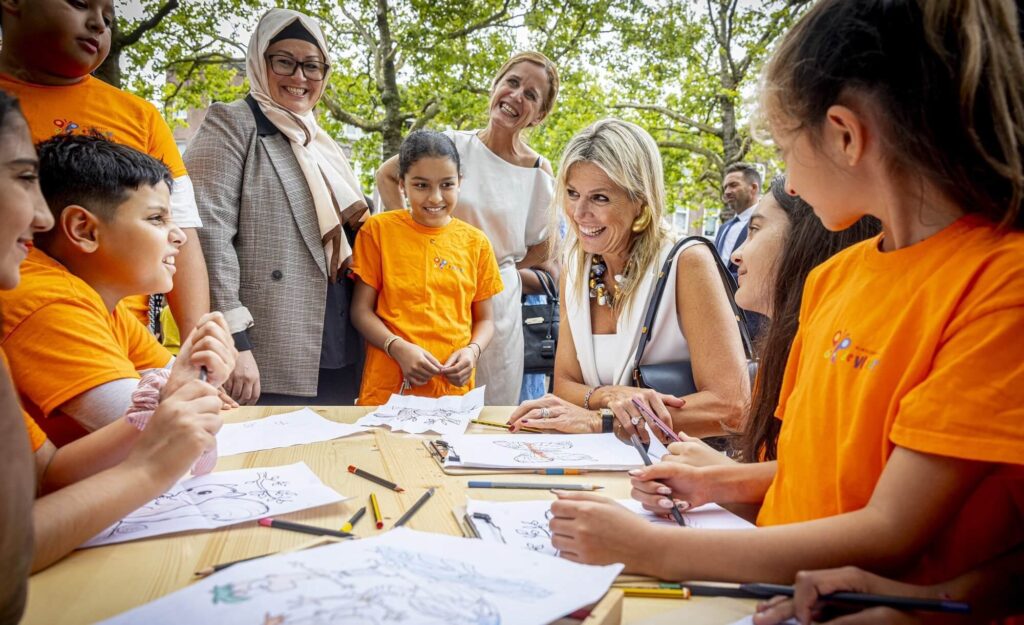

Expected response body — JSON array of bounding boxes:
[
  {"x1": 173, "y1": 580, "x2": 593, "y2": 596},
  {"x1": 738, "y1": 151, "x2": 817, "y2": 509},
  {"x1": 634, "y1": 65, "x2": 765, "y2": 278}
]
[
  {"x1": 356, "y1": 385, "x2": 485, "y2": 435},
  {"x1": 216, "y1": 408, "x2": 366, "y2": 457},
  {"x1": 467, "y1": 498, "x2": 753, "y2": 556},
  {"x1": 443, "y1": 431, "x2": 665, "y2": 470},
  {"x1": 82, "y1": 462, "x2": 345, "y2": 548},
  {"x1": 97, "y1": 528, "x2": 622, "y2": 625}
]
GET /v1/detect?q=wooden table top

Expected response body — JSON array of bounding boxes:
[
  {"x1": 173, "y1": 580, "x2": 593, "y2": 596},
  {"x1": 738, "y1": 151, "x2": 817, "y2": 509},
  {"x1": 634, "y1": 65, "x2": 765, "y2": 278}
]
[{"x1": 22, "y1": 406, "x2": 756, "y2": 625}]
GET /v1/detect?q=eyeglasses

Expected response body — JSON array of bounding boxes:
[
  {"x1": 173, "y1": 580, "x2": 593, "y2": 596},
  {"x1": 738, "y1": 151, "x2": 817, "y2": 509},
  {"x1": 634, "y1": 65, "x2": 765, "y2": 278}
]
[{"x1": 265, "y1": 54, "x2": 329, "y2": 81}]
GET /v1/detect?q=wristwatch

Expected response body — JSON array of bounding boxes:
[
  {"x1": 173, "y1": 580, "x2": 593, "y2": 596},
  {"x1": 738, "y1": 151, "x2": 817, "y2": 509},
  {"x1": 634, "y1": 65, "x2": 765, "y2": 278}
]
[{"x1": 599, "y1": 408, "x2": 615, "y2": 433}]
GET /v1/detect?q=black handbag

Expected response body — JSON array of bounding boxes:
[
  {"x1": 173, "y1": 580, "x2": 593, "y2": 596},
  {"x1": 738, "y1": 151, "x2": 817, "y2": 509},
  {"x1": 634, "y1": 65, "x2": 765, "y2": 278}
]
[
  {"x1": 522, "y1": 268, "x2": 560, "y2": 374},
  {"x1": 631, "y1": 236, "x2": 758, "y2": 397}
]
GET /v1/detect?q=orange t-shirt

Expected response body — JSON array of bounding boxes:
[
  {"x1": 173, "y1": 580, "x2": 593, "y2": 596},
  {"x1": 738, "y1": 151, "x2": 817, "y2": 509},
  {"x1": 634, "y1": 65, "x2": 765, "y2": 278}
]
[
  {"x1": 0, "y1": 248, "x2": 171, "y2": 446},
  {"x1": 758, "y1": 215, "x2": 1024, "y2": 580},
  {"x1": 0, "y1": 72, "x2": 189, "y2": 326},
  {"x1": 350, "y1": 211, "x2": 503, "y2": 405},
  {"x1": 1, "y1": 348, "x2": 47, "y2": 452}
]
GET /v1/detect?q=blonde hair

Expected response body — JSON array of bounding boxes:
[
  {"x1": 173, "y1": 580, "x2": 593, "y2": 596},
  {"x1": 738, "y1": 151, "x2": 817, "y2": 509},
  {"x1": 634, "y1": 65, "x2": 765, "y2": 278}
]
[
  {"x1": 555, "y1": 118, "x2": 669, "y2": 316},
  {"x1": 491, "y1": 51, "x2": 560, "y2": 124}
]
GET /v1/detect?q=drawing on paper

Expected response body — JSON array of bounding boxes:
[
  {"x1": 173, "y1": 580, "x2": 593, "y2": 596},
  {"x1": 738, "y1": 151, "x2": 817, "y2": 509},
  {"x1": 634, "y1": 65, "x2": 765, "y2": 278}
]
[
  {"x1": 515, "y1": 509, "x2": 556, "y2": 554},
  {"x1": 101, "y1": 472, "x2": 297, "y2": 539},
  {"x1": 376, "y1": 407, "x2": 474, "y2": 428},
  {"x1": 209, "y1": 546, "x2": 551, "y2": 625},
  {"x1": 492, "y1": 441, "x2": 597, "y2": 464}
]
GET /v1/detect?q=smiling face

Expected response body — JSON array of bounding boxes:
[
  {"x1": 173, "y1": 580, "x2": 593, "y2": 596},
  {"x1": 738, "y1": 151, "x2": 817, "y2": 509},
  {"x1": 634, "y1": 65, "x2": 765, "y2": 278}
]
[
  {"x1": 731, "y1": 194, "x2": 791, "y2": 317},
  {"x1": 487, "y1": 61, "x2": 550, "y2": 133},
  {"x1": 400, "y1": 156, "x2": 460, "y2": 229},
  {"x1": 0, "y1": 112, "x2": 54, "y2": 289},
  {"x1": 93, "y1": 183, "x2": 184, "y2": 297},
  {"x1": 8, "y1": 0, "x2": 113, "y2": 80},
  {"x1": 565, "y1": 162, "x2": 641, "y2": 259},
  {"x1": 264, "y1": 39, "x2": 326, "y2": 115}
]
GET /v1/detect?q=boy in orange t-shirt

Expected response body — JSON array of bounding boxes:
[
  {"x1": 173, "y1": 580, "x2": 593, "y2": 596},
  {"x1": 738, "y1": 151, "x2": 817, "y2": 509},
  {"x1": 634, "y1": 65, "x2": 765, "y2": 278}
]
[
  {"x1": 350, "y1": 131, "x2": 502, "y2": 405},
  {"x1": 0, "y1": 134, "x2": 232, "y2": 446},
  {"x1": 0, "y1": 0, "x2": 209, "y2": 334}
]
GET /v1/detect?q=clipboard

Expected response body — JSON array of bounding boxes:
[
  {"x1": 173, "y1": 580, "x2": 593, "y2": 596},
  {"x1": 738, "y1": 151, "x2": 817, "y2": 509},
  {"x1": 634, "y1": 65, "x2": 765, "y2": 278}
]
[{"x1": 423, "y1": 439, "x2": 548, "y2": 475}]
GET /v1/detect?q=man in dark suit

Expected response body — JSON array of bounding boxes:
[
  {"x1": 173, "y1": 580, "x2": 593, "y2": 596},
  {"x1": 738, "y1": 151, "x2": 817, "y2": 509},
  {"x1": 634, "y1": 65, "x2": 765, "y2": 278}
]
[
  {"x1": 715, "y1": 162, "x2": 762, "y2": 277},
  {"x1": 715, "y1": 162, "x2": 766, "y2": 338}
]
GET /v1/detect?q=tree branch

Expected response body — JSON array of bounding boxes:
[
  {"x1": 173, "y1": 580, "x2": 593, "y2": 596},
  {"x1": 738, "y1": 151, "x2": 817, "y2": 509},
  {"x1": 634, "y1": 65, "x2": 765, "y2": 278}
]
[
  {"x1": 408, "y1": 100, "x2": 441, "y2": 132},
  {"x1": 321, "y1": 92, "x2": 384, "y2": 132},
  {"x1": 613, "y1": 102, "x2": 722, "y2": 137},
  {"x1": 119, "y1": 0, "x2": 179, "y2": 48},
  {"x1": 443, "y1": 0, "x2": 515, "y2": 39},
  {"x1": 658, "y1": 140, "x2": 726, "y2": 167}
]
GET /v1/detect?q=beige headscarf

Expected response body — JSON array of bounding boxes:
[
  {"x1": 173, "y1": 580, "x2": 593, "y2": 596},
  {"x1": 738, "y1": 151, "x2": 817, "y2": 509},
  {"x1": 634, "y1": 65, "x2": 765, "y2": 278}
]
[{"x1": 247, "y1": 8, "x2": 366, "y2": 280}]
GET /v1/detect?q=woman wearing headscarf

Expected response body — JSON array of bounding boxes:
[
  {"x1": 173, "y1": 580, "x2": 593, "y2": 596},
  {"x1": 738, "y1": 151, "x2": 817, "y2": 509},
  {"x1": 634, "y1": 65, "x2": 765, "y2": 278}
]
[{"x1": 186, "y1": 8, "x2": 367, "y2": 405}]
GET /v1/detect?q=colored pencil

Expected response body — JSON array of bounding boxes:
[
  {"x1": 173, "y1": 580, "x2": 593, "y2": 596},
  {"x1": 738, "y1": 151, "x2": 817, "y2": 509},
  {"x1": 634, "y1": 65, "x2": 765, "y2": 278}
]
[
  {"x1": 630, "y1": 433, "x2": 686, "y2": 527},
  {"x1": 739, "y1": 583, "x2": 971, "y2": 614},
  {"x1": 468, "y1": 481, "x2": 602, "y2": 491},
  {"x1": 631, "y1": 397, "x2": 682, "y2": 442},
  {"x1": 471, "y1": 419, "x2": 543, "y2": 433},
  {"x1": 348, "y1": 464, "x2": 404, "y2": 492},
  {"x1": 194, "y1": 552, "x2": 270, "y2": 577},
  {"x1": 370, "y1": 493, "x2": 383, "y2": 529},
  {"x1": 621, "y1": 587, "x2": 692, "y2": 599},
  {"x1": 394, "y1": 488, "x2": 435, "y2": 527},
  {"x1": 531, "y1": 468, "x2": 588, "y2": 475},
  {"x1": 257, "y1": 518, "x2": 353, "y2": 539},
  {"x1": 340, "y1": 506, "x2": 366, "y2": 533}
]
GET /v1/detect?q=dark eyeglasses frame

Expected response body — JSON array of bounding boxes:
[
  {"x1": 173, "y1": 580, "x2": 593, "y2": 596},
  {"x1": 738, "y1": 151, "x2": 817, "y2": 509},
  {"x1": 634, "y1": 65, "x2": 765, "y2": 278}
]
[{"x1": 265, "y1": 54, "x2": 329, "y2": 81}]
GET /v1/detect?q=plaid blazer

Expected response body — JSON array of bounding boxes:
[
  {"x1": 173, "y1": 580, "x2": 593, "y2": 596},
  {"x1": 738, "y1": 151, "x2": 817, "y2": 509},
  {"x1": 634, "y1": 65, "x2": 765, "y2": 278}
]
[{"x1": 186, "y1": 98, "x2": 337, "y2": 396}]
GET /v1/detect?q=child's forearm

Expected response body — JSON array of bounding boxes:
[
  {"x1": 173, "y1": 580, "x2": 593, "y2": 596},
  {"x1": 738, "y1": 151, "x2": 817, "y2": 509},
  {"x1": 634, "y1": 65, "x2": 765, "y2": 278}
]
[{"x1": 468, "y1": 319, "x2": 495, "y2": 354}]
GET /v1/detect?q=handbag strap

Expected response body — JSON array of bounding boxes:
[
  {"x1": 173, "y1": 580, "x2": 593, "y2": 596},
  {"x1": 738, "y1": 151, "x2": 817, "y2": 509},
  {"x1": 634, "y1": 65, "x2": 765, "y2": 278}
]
[
  {"x1": 527, "y1": 268, "x2": 558, "y2": 302},
  {"x1": 631, "y1": 236, "x2": 755, "y2": 376}
]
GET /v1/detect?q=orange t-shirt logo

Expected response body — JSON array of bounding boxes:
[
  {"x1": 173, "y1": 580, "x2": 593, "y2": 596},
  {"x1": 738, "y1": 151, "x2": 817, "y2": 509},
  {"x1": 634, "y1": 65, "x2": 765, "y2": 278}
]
[{"x1": 824, "y1": 330, "x2": 880, "y2": 370}]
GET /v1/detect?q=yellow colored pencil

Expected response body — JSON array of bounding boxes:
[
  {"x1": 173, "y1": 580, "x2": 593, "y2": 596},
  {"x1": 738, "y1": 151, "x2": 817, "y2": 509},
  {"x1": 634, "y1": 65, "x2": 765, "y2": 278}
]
[
  {"x1": 471, "y1": 419, "x2": 544, "y2": 434},
  {"x1": 621, "y1": 587, "x2": 692, "y2": 599},
  {"x1": 370, "y1": 493, "x2": 383, "y2": 529}
]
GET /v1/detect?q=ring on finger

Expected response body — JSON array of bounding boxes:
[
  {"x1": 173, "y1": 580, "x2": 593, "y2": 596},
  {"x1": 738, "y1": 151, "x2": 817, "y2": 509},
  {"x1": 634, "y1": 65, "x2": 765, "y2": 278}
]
[
  {"x1": 630, "y1": 416, "x2": 641, "y2": 426},
  {"x1": 541, "y1": 407, "x2": 551, "y2": 419}
]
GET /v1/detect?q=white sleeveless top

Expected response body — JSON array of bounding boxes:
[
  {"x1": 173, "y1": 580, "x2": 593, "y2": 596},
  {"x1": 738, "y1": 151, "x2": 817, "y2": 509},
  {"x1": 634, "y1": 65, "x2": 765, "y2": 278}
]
[{"x1": 569, "y1": 239, "x2": 696, "y2": 387}]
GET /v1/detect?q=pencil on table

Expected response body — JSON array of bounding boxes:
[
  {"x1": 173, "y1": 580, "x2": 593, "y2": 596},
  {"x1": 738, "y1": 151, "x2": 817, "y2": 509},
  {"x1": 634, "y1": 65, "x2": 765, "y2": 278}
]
[
  {"x1": 370, "y1": 492, "x2": 383, "y2": 529},
  {"x1": 471, "y1": 419, "x2": 544, "y2": 434},
  {"x1": 348, "y1": 465, "x2": 404, "y2": 492},
  {"x1": 341, "y1": 506, "x2": 366, "y2": 533}
]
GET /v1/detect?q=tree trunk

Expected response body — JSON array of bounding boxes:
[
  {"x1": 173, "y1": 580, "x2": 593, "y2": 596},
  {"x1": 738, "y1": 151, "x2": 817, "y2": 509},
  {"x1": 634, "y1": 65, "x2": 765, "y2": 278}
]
[{"x1": 376, "y1": 0, "x2": 404, "y2": 158}]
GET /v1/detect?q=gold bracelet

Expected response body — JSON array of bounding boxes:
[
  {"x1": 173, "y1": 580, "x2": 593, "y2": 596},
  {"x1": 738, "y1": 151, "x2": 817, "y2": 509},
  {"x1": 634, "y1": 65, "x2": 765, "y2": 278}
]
[
  {"x1": 383, "y1": 335, "x2": 401, "y2": 358},
  {"x1": 468, "y1": 342, "x2": 482, "y2": 358}
]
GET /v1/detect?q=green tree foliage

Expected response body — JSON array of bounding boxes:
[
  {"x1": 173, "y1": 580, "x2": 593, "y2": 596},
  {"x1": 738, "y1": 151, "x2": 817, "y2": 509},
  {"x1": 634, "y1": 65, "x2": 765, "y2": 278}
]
[{"x1": 108, "y1": 0, "x2": 804, "y2": 214}]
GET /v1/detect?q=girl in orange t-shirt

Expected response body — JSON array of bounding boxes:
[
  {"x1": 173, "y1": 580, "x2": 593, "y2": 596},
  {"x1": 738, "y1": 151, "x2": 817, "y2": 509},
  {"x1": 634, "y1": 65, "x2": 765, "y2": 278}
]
[
  {"x1": 350, "y1": 131, "x2": 502, "y2": 405},
  {"x1": 544, "y1": 0, "x2": 1024, "y2": 606}
]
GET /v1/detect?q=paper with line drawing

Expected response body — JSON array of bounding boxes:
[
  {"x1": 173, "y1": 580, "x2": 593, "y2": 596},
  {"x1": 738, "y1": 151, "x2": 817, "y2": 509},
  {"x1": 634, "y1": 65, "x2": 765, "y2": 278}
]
[
  {"x1": 97, "y1": 528, "x2": 622, "y2": 625},
  {"x1": 356, "y1": 386, "x2": 485, "y2": 435},
  {"x1": 216, "y1": 408, "x2": 366, "y2": 457},
  {"x1": 82, "y1": 462, "x2": 345, "y2": 548},
  {"x1": 443, "y1": 432, "x2": 667, "y2": 470},
  {"x1": 467, "y1": 498, "x2": 753, "y2": 556}
]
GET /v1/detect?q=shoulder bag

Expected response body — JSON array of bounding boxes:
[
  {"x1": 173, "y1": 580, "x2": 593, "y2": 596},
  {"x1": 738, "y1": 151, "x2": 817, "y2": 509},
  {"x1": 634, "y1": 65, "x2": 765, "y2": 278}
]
[{"x1": 522, "y1": 268, "x2": 560, "y2": 375}]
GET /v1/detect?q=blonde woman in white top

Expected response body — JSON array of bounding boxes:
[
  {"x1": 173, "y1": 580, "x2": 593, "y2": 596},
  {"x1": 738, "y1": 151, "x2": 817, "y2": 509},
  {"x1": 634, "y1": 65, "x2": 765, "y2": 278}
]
[
  {"x1": 507, "y1": 119, "x2": 749, "y2": 440},
  {"x1": 376, "y1": 52, "x2": 559, "y2": 405}
]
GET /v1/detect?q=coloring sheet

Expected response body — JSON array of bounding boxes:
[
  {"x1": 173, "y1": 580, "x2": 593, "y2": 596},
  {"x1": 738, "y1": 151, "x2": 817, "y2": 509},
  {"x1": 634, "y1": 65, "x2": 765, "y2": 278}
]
[
  {"x1": 356, "y1": 385, "x2": 485, "y2": 435},
  {"x1": 97, "y1": 528, "x2": 623, "y2": 625},
  {"x1": 467, "y1": 498, "x2": 752, "y2": 556},
  {"x1": 443, "y1": 432, "x2": 667, "y2": 470},
  {"x1": 216, "y1": 408, "x2": 367, "y2": 457},
  {"x1": 83, "y1": 463, "x2": 345, "y2": 548}
]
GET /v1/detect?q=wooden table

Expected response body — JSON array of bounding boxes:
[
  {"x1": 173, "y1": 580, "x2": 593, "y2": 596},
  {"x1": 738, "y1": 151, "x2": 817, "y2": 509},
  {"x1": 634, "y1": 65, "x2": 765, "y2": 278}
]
[{"x1": 22, "y1": 406, "x2": 756, "y2": 625}]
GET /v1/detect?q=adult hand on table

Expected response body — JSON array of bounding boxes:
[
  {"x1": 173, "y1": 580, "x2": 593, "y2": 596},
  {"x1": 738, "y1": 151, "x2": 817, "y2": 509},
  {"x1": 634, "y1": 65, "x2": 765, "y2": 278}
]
[
  {"x1": 753, "y1": 567, "x2": 927, "y2": 625},
  {"x1": 508, "y1": 394, "x2": 601, "y2": 433},
  {"x1": 605, "y1": 387, "x2": 685, "y2": 445},
  {"x1": 224, "y1": 350, "x2": 261, "y2": 405},
  {"x1": 442, "y1": 347, "x2": 477, "y2": 387},
  {"x1": 549, "y1": 491, "x2": 667, "y2": 574},
  {"x1": 165, "y1": 312, "x2": 238, "y2": 400},
  {"x1": 391, "y1": 339, "x2": 443, "y2": 387},
  {"x1": 124, "y1": 379, "x2": 224, "y2": 491}
]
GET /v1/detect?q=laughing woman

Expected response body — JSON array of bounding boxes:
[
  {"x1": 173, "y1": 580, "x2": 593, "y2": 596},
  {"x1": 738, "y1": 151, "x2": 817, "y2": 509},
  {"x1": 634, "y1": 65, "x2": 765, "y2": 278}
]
[
  {"x1": 187, "y1": 9, "x2": 367, "y2": 405},
  {"x1": 376, "y1": 52, "x2": 560, "y2": 405}
]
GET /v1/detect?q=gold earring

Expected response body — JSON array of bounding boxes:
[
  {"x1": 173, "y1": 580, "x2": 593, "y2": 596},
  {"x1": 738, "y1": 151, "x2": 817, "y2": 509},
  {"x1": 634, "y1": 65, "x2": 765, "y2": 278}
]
[{"x1": 631, "y1": 206, "x2": 651, "y2": 233}]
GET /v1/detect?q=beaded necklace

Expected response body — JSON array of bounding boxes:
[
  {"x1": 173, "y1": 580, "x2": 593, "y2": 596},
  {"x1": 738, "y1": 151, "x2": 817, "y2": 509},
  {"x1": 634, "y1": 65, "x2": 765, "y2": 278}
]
[{"x1": 589, "y1": 255, "x2": 624, "y2": 307}]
